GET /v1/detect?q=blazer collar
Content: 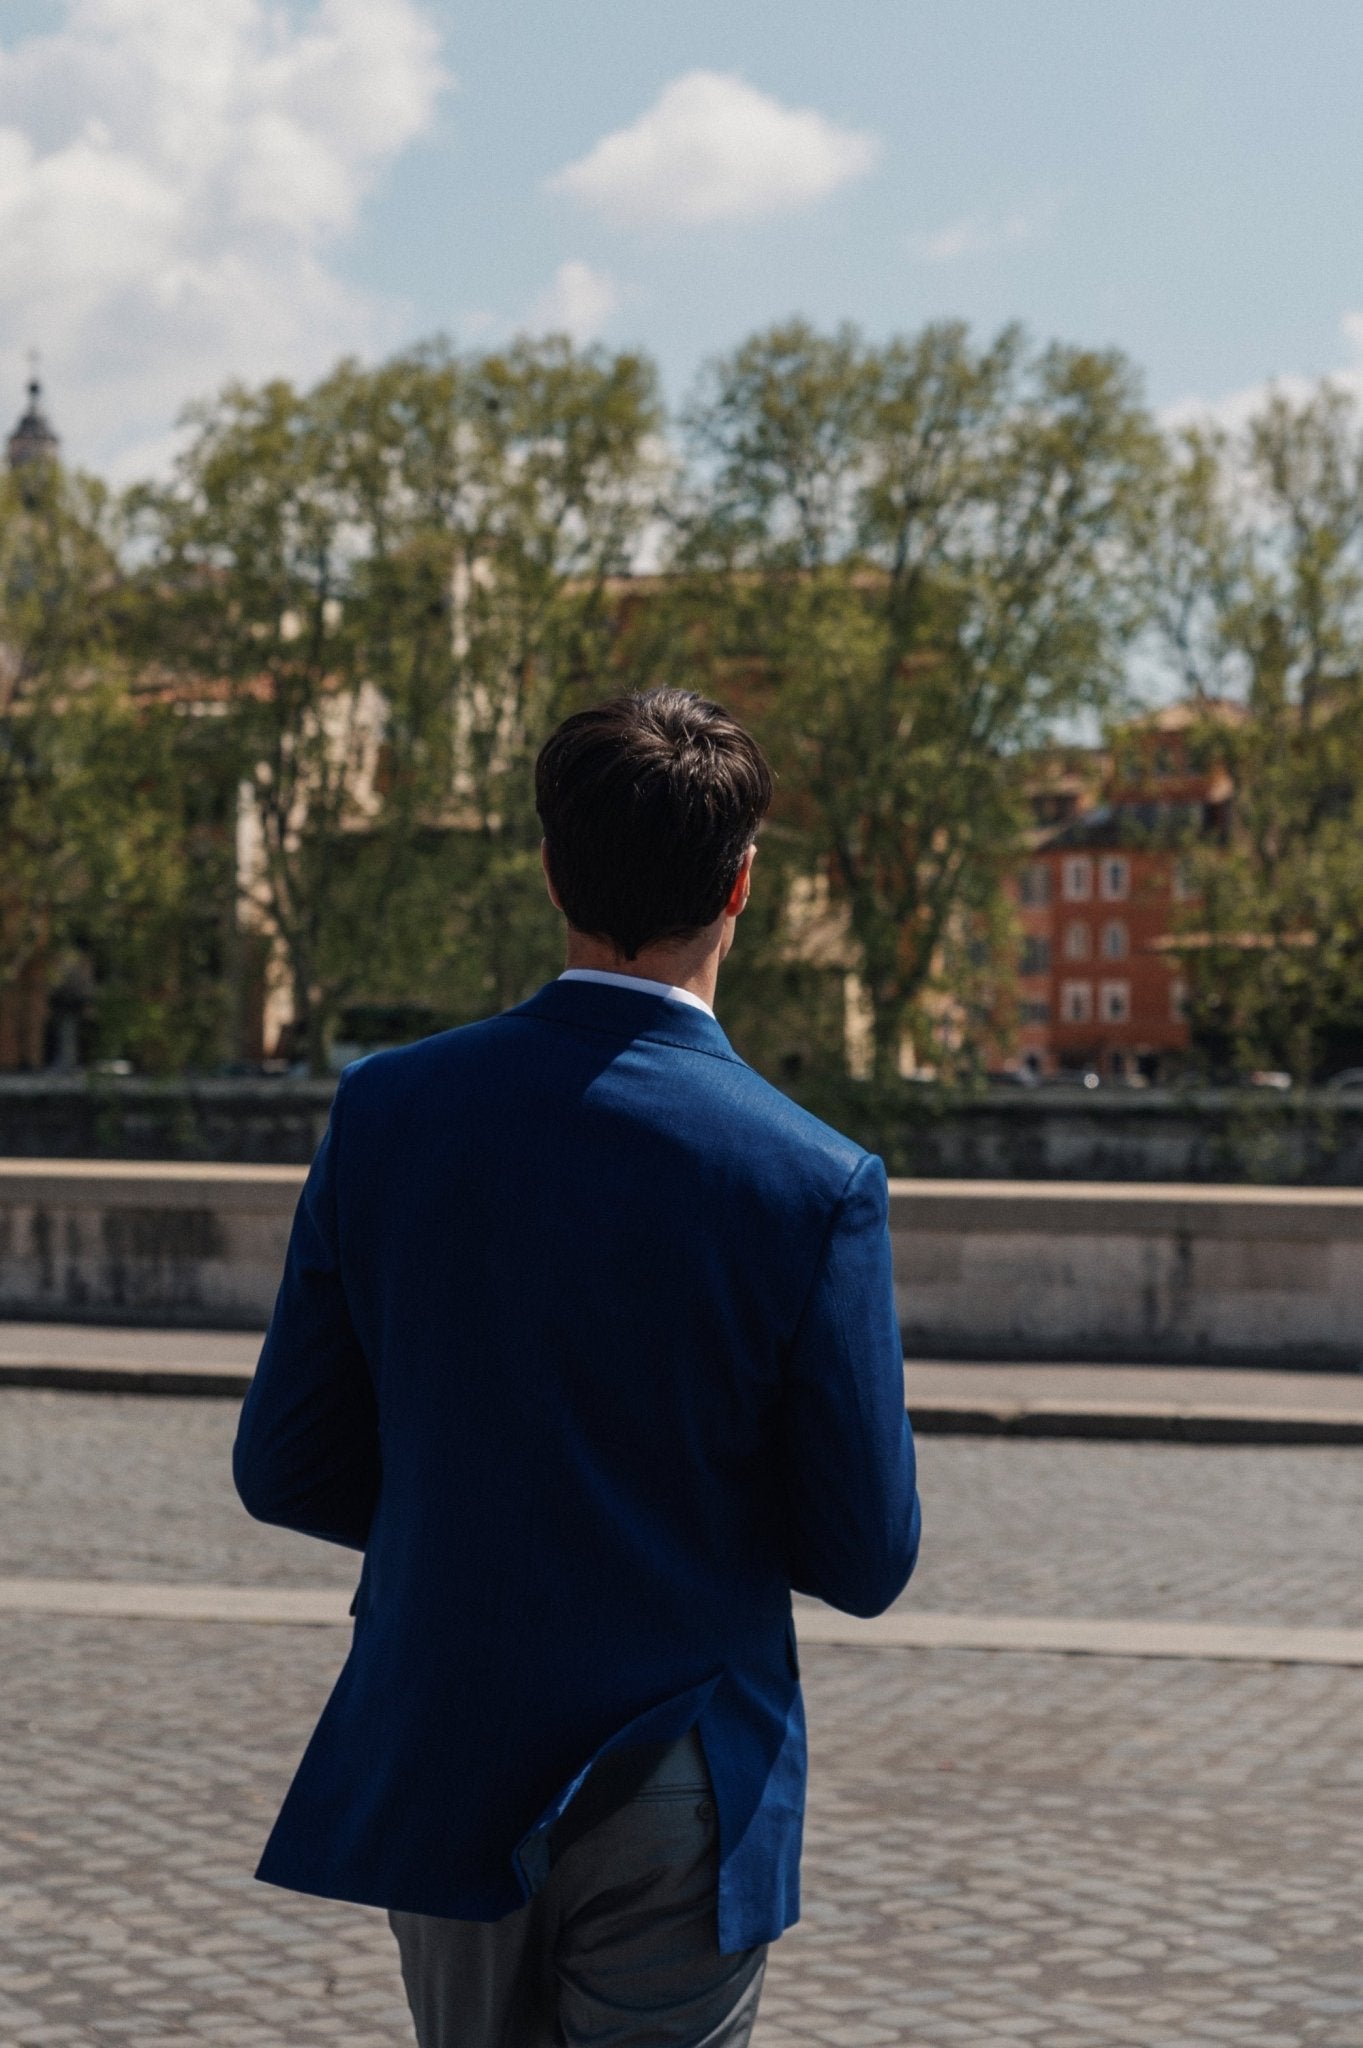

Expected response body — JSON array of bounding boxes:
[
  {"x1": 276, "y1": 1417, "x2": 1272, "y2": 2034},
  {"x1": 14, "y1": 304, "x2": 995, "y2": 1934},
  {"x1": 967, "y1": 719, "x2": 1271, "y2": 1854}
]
[{"x1": 515, "y1": 978, "x2": 743, "y2": 1063}]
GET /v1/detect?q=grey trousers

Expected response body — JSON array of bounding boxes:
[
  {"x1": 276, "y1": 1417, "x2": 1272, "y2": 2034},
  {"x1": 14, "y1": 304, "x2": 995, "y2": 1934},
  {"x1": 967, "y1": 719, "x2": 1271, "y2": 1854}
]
[{"x1": 389, "y1": 1730, "x2": 767, "y2": 2048}]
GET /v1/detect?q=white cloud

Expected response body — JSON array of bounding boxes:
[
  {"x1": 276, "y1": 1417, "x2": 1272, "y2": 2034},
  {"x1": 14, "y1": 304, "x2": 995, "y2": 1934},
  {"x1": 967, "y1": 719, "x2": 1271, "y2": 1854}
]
[
  {"x1": 546, "y1": 70, "x2": 877, "y2": 229},
  {"x1": 525, "y1": 260, "x2": 618, "y2": 344},
  {"x1": 1160, "y1": 312, "x2": 1363, "y2": 436},
  {"x1": 906, "y1": 200, "x2": 1053, "y2": 265},
  {"x1": 0, "y1": 0, "x2": 446, "y2": 478}
]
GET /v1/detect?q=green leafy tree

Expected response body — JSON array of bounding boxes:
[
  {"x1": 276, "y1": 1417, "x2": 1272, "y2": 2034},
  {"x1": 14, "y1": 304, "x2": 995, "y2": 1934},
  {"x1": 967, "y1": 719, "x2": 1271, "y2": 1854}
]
[
  {"x1": 405, "y1": 335, "x2": 669, "y2": 1017},
  {"x1": 131, "y1": 337, "x2": 665, "y2": 1071},
  {"x1": 0, "y1": 454, "x2": 233, "y2": 1074},
  {"x1": 1149, "y1": 385, "x2": 1363, "y2": 1079},
  {"x1": 41, "y1": 683, "x2": 239, "y2": 1071},
  {"x1": 679, "y1": 320, "x2": 1161, "y2": 1078},
  {"x1": 1, "y1": 459, "x2": 112, "y2": 1049}
]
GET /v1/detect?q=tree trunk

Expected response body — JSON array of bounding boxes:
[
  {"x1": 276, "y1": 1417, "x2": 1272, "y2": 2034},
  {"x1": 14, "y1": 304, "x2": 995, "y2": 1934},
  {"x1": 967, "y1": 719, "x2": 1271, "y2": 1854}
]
[
  {"x1": 869, "y1": 981, "x2": 904, "y2": 1083},
  {"x1": 288, "y1": 951, "x2": 330, "y2": 1078}
]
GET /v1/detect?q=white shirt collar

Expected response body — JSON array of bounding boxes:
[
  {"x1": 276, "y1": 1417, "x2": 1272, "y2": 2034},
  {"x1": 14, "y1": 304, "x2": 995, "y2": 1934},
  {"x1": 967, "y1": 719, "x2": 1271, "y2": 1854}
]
[{"x1": 557, "y1": 967, "x2": 714, "y2": 1018}]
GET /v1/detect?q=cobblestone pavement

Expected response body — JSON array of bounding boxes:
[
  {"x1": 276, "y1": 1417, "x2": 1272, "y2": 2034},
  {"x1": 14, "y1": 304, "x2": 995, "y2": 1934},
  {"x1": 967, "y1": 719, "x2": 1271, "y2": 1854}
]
[
  {"x1": 1, "y1": 1616, "x2": 1359, "y2": 2047},
  {"x1": 3, "y1": 1390, "x2": 1362, "y2": 1623},
  {"x1": 2, "y1": 1392, "x2": 1362, "y2": 2044},
  {"x1": 903, "y1": 1436, "x2": 1363, "y2": 1628},
  {"x1": 0, "y1": 1392, "x2": 357, "y2": 1590}
]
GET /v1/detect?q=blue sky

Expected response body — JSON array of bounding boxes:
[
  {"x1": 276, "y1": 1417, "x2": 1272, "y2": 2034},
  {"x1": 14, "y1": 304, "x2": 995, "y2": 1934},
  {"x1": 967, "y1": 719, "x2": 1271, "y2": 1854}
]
[{"x1": 5, "y1": 1, "x2": 1363, "y2": 474}]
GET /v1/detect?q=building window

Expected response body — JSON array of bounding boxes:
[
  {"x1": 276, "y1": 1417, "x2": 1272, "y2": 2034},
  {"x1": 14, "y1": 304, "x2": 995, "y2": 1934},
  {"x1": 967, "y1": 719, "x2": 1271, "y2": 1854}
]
[
  {"x1": 1020, "y1": 999, "x2": 1051, "y2": 1025},
  {"x1": 1172, "y1": 857, "x2": 1196, "y2": 902},
  {"x1": 1099, "y1": 980, "x2": 1130, "y2": 1023},
  {"x1": 1019, "y1": 863, "x2": 1051, "y2": 907},
  {"x1": 1101, "y1": 920, "x2": 1128, "y2": 960},
  {"x1": 1060, "y1": 980, "x2": 1092, "y2": 1024},
  {"x1": 1063, "y1": 921, "x2": 1091, "y2": 962},
  {"x1": 1020, "y1": 935, "x2": 1051, "y2": 975},
  {"x1": 1170, "y1": 978, "x2": 1188, "y2": 1021},
  {"x1": 1062, "y1": 857, "x2": 1093, "y2": 902},
  {"x1": 1099, "y1": 857, "x2": 1130, "y2": 901}
]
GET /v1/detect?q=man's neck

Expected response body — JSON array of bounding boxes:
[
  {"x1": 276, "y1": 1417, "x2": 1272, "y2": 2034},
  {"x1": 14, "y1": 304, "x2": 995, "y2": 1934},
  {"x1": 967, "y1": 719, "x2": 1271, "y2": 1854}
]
[{"x1": 561, "y1": 935, "x2": 723, "y2": 1012}]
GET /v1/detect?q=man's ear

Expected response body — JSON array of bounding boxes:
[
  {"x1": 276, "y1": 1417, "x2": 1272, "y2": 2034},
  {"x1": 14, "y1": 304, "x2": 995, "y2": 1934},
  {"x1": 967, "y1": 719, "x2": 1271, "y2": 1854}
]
[
  {"x1": 540, "y1": 839, "x2": 563, "y2": 912},
  {"x1": 725, "y1": 845, "x2": 756, "y2": 919}
]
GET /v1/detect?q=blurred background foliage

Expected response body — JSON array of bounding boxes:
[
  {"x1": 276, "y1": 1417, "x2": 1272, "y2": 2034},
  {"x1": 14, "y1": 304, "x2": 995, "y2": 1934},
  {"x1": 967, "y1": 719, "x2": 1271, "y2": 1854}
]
[{"x1": 6, "y1": 325, "x2": 1363, "y2": 1083}]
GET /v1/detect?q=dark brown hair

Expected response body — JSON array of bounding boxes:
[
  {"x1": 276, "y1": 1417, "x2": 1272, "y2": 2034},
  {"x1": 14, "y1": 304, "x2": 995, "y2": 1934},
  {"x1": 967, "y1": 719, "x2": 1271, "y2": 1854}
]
[{"x1": 535, "y1": 689, "x2": 774, "y2": 959}]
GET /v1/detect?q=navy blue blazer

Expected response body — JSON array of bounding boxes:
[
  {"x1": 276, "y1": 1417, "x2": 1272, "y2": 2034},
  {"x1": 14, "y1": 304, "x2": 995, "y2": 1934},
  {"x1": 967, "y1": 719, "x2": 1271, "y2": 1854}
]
[{"x1": 233, "y1": 978, "x2": 920, "y2": 1953}]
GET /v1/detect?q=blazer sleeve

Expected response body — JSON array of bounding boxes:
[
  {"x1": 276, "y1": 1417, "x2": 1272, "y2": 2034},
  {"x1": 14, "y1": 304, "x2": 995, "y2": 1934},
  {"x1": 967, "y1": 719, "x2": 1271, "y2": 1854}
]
[
  {"x1": 232, "y1": 1069, "x2": 380, "y2": 1550},
  {"x1": 779, "y1": 1153, "x2": 921, "y2": 1618}
]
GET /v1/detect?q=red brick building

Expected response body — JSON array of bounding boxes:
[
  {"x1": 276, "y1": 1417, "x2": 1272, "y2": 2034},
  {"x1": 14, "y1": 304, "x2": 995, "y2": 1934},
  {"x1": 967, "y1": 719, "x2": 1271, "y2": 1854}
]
[{"x1": 1008, "y1": 707, "x2": 1235, "y2": 1080}]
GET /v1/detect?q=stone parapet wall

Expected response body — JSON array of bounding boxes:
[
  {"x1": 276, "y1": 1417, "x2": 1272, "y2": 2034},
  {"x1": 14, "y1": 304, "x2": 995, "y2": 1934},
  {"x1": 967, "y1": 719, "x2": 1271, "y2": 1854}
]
[
  {"x1": 890, "y1": 1180, "x2": 1363, "y2": 1368},
  {"x1": 0, "y1": 1161, "x2": 302, "y2": 1329},
  {"x1": 4, "y1": 1161, "x2": 1363, "y2": 1363}
]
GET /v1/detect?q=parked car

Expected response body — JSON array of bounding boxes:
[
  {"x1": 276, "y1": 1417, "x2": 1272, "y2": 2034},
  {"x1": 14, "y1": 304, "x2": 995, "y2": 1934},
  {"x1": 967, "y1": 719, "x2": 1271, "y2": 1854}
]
[{"x1": 1324, "y1": 1067, "x2": 1363, "y2": 1090}]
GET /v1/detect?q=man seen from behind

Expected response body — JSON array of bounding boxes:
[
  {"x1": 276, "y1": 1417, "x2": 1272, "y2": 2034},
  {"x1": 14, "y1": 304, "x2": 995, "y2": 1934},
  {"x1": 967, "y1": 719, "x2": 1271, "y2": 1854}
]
[{"x1": 234, "y1": 688, "x2": 922, "y2": 2048}]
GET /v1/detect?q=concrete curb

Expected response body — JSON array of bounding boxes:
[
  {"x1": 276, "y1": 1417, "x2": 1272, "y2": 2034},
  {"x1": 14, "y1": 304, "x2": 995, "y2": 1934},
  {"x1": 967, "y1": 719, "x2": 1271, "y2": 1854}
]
[
  {"x1": 4, "y1": 1357, "x2": 1363, "y2": 1444},
  {"x1": 0, "y1": 1360, "x2": 254, "y2": 1397},
  {"x1": 907, "y1": 1398, "x2": 1363, "y2": 1445}
]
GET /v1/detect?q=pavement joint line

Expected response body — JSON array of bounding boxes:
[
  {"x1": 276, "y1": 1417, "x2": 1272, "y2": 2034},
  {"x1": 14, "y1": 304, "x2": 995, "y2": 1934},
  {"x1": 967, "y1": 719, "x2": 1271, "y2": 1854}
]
[
  {"x1": 0, "y1": 1577, "x2": 350, "y2": 1624},
  {"x1": 793, "y1": 1607, "x2": 1363, "y2": 1665},
  {"x1": 3, "y1": 1576, "x2": 1363, "y2": 1665}
]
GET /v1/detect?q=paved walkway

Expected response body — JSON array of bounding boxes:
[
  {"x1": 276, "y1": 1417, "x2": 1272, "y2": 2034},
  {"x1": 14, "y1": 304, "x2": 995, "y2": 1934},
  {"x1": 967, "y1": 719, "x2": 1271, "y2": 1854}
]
[
  {"x1": 3, "y1": 1618, "x2": 1359, "y2": 2045},
  {"x1": 905, "y1": 1358, "x2": 1363, "y2": 1412},
  {"x1": 1, "y1": 1387, "x2": 1361, "y2": 2043},
  {"x1": 0, "y1": 1323, "x2": 261, "y2": 1369},
  {"x1": 0, "y1": 1323, "x2": 261, "y2": 1397},
  {"x1": 4, "y1": 1391, "x2": 1362, "y2": 1620}
]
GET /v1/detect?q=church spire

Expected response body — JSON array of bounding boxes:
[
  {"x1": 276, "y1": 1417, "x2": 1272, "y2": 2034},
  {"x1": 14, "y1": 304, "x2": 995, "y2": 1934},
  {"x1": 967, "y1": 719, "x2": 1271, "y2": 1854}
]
[{"x1": 7, "y1": 353, "x2": 60, "y2": 475}]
